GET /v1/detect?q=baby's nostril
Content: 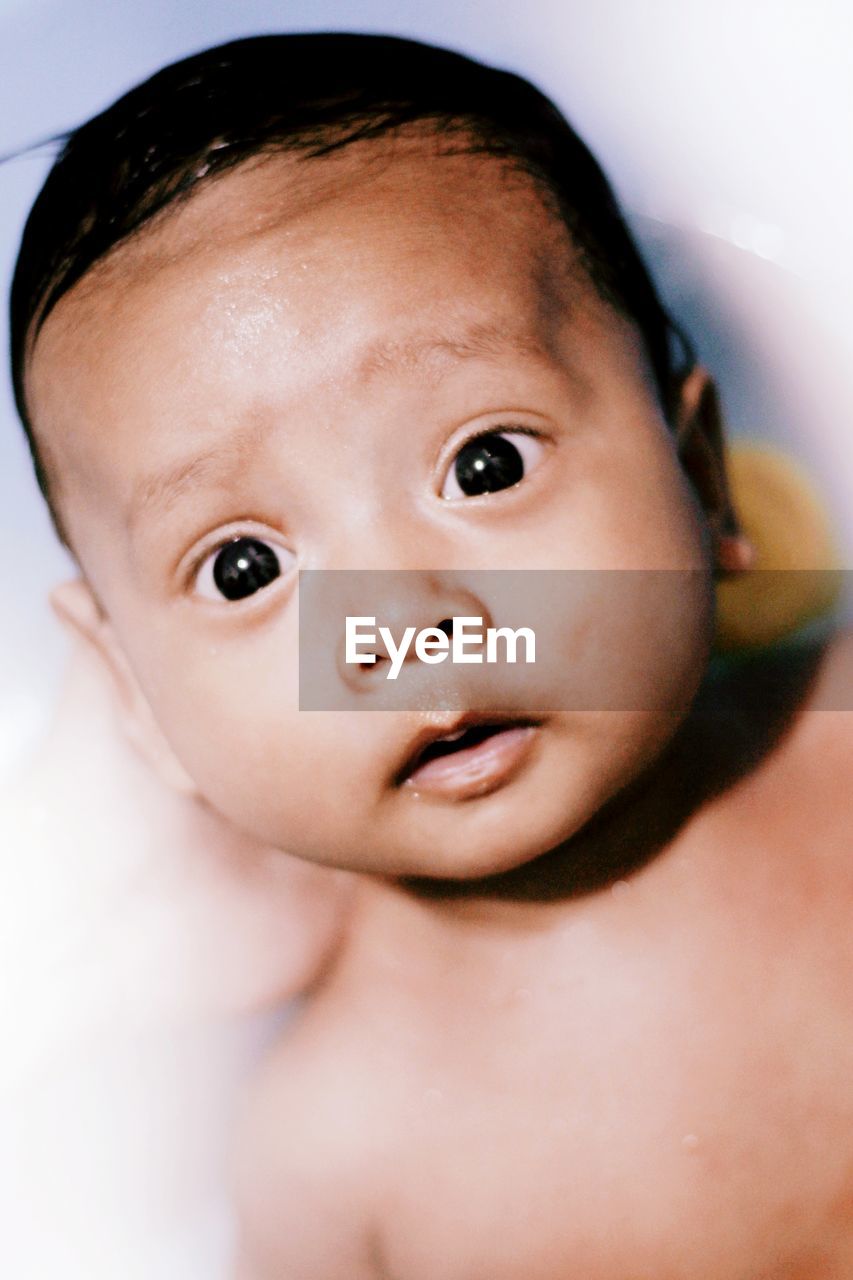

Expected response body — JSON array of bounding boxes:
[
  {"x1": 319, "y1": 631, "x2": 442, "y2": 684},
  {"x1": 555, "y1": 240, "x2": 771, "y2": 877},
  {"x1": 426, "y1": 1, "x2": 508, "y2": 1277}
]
[{"x1": 437, "y1": 618, "x2": 454, "y2": 638}]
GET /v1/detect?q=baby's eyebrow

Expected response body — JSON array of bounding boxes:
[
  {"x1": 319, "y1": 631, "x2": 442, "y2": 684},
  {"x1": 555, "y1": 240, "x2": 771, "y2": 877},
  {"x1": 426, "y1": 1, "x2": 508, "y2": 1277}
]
[
  {"x1": 126, "y1": 418, "x2": 271, "y2": 535},
  {"x1": 353, "y1": 321, "x2": 553, "y2": 383},
  {"x1": 125, "y1": 320, "x2": 556, "y2": 534}
]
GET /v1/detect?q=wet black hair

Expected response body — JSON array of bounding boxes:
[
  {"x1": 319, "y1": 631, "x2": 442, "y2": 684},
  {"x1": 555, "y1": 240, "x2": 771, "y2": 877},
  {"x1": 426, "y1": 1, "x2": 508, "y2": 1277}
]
[{"x1": 9, "y1": 31, "x2": 695, "y2": 550}]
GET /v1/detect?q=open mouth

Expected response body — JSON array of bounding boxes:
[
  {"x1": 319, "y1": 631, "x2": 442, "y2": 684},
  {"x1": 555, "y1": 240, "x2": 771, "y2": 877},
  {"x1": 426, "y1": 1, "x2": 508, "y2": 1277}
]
[
  {"x1": 411, "y1": 722, "x2": 507, "y2": 766},
  {"x1": 395, "y1": 716, "x2": 541, "y2": 795}
]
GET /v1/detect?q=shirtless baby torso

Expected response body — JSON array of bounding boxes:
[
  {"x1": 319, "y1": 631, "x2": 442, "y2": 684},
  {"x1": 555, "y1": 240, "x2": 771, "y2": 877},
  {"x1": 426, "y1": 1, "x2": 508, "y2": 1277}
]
[{"x1": 235, "y1": 634, "x2": 853, "y2": 1280}]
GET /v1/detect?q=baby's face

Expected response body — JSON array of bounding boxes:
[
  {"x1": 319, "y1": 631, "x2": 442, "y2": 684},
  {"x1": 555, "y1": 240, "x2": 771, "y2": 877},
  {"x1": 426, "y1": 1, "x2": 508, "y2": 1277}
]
[{"x1": 27, "y1": 140, "x2": 715, "y2": 879}]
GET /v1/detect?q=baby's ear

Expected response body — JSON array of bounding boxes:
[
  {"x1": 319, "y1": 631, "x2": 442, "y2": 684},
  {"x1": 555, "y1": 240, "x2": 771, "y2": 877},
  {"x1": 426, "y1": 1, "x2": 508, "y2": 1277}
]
[
  {"x1": 674, "y1": 366, "x2": 754, "y2": 575},
  {"x1": 49, "y1": 577, "x2": 198, "y2": 797}
]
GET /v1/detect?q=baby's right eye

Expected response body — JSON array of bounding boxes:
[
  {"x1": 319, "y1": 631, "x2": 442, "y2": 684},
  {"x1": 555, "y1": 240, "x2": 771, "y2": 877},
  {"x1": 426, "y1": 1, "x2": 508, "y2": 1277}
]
[{"x1": 194, "y1": 535, "x2": 293, "y2": 603}]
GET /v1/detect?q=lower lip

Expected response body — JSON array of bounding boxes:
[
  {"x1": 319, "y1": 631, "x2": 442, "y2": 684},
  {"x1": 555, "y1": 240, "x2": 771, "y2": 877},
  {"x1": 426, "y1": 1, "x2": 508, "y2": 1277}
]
[{"x1": 401, "y1": 724, "x2": 539, "y2": 799}]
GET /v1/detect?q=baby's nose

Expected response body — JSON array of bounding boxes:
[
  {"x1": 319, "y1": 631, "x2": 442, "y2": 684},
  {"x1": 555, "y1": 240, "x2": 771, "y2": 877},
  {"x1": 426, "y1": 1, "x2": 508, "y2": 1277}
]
[
  {"x1": 325, "y1": 571, "x2": 494, "y2": 699},
  {"x1": 355, "y1": 614, "x2": 455, "y2": 671}
]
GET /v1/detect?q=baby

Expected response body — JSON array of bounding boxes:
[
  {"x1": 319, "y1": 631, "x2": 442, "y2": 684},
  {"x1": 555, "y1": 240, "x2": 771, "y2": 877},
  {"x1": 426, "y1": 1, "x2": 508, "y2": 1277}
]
[{"x1": 11, "y1": 32, "x2": 852, "y2": 1279}]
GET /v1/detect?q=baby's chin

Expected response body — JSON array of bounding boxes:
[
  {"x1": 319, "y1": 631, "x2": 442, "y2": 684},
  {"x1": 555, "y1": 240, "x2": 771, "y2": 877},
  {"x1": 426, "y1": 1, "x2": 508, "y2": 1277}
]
[{"x1": 319, "y1": 710, "x2": 678, "y2": 888}]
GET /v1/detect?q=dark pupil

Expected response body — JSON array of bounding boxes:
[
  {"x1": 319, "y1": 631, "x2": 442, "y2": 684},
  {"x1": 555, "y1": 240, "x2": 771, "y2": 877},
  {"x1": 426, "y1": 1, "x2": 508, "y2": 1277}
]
[
  {"x1": 213, "y1": 537, "x2": 281, "y2": 601},
  {"x1": 454, "y1": 433, "x2": 524, "y2": 496}
]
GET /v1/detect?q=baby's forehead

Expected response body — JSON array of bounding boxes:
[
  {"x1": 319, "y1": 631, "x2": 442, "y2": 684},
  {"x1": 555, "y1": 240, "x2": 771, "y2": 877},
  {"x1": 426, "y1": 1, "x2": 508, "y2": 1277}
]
[
  {"x1": 31, "y1": 142, "x2": 589, "y2": 398},
  {"x1": 41, "y1": 138, "x2": 582, "y2": 332},
  {"x1": 26, "y1": 140, "x2": 618, "y2": 543}
]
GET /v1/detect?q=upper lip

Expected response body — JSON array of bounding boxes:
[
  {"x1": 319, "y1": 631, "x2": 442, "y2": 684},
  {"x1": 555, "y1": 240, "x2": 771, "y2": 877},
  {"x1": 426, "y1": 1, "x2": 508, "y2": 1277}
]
[{"x1": 392, "y1": 711, "x2": 539, "y2": 786}]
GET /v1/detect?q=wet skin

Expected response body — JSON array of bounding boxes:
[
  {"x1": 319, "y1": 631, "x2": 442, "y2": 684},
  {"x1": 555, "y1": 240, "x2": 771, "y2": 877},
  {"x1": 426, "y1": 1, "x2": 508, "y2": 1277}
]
[
  {"x1": 27, "y1": 139, "x2": 715, "y2": 881},
  {"x1": 26, "y1": 140, "x2": 853, "y2": 1277}
]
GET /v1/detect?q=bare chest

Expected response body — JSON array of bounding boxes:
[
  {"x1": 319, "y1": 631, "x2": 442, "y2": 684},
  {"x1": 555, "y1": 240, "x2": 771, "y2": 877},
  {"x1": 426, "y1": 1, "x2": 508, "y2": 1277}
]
[
  {"x1": 311, "y1": 837, "x2": 852, "y2": 1277},
  {"x1": 265, "y1": 717, "x2": 853, "y2": 1279}
]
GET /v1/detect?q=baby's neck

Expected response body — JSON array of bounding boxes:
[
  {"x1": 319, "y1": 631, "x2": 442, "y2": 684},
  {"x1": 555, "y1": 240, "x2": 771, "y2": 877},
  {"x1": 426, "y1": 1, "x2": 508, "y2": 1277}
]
[{"x1": 333, "y1": 872, "x2": 582, "y2": 1008}]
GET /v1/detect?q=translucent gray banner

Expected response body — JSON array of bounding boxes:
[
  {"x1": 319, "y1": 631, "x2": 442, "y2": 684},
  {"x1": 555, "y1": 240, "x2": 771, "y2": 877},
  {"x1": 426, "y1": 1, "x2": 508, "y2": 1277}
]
[{"x1": 298, "y1": 569, "x2": 851, "y2": 711}]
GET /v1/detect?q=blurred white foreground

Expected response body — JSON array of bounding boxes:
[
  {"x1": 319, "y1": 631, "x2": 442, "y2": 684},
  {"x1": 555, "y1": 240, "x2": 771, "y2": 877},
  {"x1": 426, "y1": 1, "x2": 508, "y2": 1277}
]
[{"x1": 0, "y1": 639, "x2": 349, "y2": 1278}]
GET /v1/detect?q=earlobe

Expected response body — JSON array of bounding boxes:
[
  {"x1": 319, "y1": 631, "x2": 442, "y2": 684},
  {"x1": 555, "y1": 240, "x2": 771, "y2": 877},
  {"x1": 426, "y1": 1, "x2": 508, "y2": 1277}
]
[{"x1": 49, "y1": 577, "x2": 199, "y2": 797}]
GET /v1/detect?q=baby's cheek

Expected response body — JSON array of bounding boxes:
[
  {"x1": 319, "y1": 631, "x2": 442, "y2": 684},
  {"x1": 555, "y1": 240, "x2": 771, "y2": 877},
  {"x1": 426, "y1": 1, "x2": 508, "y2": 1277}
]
[
  {"x1": 140, "y1": 649, "x2": 285, "y2": 807},
  {"x1": 546, "y1": 569, "x2": 712, "y2": 720},
  {"x1": 600, "y1": 427, "x2": 712, "y2": 571},
  {"x1": 158, "y1": 667, "x2": 362, "y2": 852}
]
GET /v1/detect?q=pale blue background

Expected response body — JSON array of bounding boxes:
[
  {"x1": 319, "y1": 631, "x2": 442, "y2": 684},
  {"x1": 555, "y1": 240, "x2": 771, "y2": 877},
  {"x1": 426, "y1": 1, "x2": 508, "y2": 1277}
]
[{"x1": 2, "y1": 0, "x2": 852, "y2": 767}]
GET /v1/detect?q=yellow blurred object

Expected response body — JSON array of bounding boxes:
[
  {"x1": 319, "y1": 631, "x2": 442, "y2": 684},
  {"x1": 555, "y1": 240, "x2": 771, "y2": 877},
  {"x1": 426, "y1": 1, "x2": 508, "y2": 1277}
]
[{"x1": 715, "y1": 443, "x2": 842, "y2": 651}]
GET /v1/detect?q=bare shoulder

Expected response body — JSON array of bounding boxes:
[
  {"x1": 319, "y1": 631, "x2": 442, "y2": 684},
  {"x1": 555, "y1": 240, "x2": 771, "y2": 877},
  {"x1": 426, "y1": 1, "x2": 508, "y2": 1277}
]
[
  {"x1": 705, "y1": 625, "x2": 853, "y2": 895},
  {"x1": 2, "y1": 639, "x2": 357, "y2": 1019},
  {"x1": 737, "y1": 626, "x2": 853, "y2": 889},
  {"x1": 790, "y1": 624, "x2": 853, "y2": 759},
  {"x1": 231, "y1": 1015, "x2": 384, "y2": 1280}
]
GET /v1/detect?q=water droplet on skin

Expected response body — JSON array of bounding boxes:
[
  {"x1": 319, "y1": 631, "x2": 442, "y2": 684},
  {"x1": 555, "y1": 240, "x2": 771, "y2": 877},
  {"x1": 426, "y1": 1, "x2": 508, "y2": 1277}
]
[
  {"x1": 682, "y1": 1133, "x2": 700, "y2": 1151},
  {"x1": 611, "y1": 878, "x2": 631, "y2": 897}
]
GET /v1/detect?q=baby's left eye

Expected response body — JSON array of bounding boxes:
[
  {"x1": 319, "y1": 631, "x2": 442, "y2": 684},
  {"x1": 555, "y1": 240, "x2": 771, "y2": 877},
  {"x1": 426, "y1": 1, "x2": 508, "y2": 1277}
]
[{"x1": 440, "y1": 429, "x2": 544, "y2": 499}]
